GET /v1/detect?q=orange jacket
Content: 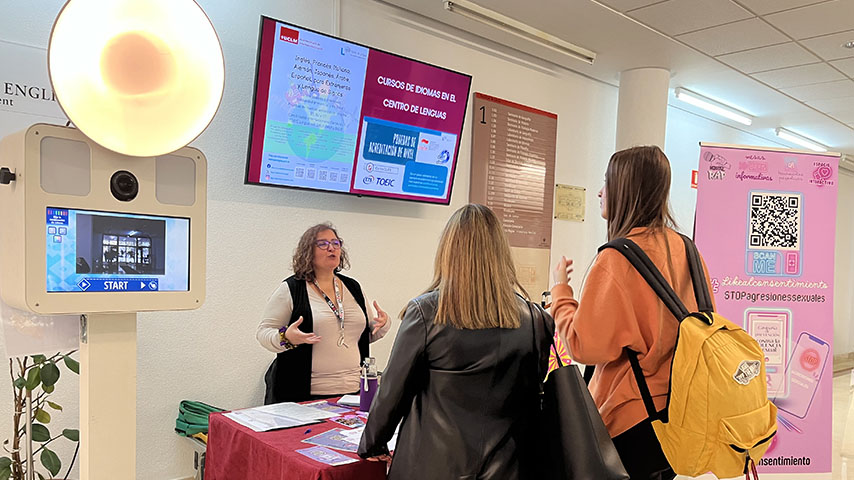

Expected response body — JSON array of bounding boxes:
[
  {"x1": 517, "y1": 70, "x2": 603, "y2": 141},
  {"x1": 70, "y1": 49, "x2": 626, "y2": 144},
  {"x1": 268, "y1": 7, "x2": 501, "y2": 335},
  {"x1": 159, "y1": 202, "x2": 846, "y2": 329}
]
[{"x1": 551, "y1": 227, "x2": 712, "y2": 437}]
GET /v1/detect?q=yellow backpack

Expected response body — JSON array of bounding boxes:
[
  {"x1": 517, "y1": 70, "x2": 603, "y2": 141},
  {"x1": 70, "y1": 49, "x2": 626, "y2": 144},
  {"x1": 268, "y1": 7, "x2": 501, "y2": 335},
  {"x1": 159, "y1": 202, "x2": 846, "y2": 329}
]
[{"x1": 602, "y1": 235, "x2": 777, "y2": 479}]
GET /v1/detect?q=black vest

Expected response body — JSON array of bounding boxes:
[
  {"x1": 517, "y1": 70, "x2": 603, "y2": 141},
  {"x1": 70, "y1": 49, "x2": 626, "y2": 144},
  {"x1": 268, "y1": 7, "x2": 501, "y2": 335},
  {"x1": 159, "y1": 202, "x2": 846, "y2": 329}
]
[{"x1": 263, "y1": 273, "x2": 370, "y2": 404}]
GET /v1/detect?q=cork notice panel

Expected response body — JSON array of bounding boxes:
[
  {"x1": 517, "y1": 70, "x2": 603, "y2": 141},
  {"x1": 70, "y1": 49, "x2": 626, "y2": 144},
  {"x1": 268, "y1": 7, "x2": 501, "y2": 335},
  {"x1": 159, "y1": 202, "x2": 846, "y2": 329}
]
[{"x1": 469, "y1": 93, "x2": 557, "y2": 249}]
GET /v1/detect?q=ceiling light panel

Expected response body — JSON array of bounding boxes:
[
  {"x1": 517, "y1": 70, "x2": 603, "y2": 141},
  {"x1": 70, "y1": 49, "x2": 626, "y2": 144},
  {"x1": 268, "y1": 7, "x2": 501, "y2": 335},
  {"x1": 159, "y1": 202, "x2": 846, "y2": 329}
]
[
  {"x1": 443, "y1": 0, "x2": 596, "y2": 64},
  {"x1": 775, "y1": 127, "x2": 828, "y2": 152},
  {"x1": 674, "y1": 87, "x2": 754, "y2": 125}
]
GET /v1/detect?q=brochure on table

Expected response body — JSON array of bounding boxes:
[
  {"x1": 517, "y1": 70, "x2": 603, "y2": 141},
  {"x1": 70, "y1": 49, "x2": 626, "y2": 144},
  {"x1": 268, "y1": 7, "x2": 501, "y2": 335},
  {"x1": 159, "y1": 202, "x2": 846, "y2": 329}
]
[{"x1": 223, "y1": 402, "x2": 338, "y2": 432}]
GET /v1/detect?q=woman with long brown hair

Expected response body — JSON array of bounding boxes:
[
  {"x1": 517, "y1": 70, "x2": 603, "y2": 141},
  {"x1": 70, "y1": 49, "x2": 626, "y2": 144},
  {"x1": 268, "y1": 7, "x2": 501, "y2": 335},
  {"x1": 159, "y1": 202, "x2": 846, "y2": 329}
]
[
  {"x1": 550, "y1": 145, "x2": 712, "y2": 480},
  {"x1": 257, "y1": 222, "x2": 390, "y2": 403},
  {"x1": 358, "y1": 204, "x2": 553, "y2": 479}
]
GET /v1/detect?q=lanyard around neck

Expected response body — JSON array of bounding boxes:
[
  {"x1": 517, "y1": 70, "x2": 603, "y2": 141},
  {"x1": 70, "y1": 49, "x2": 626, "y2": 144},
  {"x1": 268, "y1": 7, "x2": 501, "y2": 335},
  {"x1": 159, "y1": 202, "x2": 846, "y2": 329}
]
[{"x1": 312, "y1": 278, "x2": 344, "y2": 327}]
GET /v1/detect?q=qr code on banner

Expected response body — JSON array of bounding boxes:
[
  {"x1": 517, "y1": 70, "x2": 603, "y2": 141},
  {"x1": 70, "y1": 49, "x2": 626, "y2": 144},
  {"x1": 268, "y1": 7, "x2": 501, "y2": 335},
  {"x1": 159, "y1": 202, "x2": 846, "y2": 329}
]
[{"x1": 748, "y1": 192, "x2": 802, "y2": 250}]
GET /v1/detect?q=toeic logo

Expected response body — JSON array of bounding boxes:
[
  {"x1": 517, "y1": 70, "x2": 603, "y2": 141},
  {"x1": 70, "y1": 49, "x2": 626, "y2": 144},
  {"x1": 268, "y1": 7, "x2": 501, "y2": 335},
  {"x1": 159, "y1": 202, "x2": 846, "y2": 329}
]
[
  {"x1": 362, "y1": 175, "x2": 374, "y2": 185},
  {"x1": 376, "y1": 177, "x2": 395, "y2": 187}
]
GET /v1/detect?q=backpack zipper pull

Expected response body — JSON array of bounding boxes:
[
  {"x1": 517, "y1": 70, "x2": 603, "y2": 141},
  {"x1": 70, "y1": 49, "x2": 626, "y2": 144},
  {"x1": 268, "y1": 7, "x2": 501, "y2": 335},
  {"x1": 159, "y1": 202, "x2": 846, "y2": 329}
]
[{"x1": 743, "y1": 455, "x2": 758, "y2": 480}]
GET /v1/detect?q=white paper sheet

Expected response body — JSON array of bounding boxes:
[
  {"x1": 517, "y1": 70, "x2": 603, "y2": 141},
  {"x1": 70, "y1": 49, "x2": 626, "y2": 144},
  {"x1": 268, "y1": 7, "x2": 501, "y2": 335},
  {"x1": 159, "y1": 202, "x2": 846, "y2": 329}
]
[
  {"x1": 223, "y1": 410, "x2": 317, "y2": 432},
  {"x1": 252, "y1": 402, "x2": 339, "y2": 421},
  {"x1": 338, "y1": 394, "x2": 360, "y2": 406}
]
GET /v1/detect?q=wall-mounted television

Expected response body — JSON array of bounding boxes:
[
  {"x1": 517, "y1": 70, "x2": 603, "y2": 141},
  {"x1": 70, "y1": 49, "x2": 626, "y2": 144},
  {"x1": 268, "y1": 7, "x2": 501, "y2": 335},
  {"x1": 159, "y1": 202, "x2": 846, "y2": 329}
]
[{"x1": 245, "y1": 17, "x2": 472, "y2": 204}]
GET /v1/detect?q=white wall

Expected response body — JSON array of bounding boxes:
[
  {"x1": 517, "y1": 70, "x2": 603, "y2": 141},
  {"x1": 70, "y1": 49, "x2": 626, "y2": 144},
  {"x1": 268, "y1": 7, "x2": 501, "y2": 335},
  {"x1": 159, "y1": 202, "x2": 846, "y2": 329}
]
[
  {"x1": 0, "y1": 0, "x2": 618, "y2": 478},
  {"x1": 834, "y1": 171, "x2": 854, "y2": 354},
  {"x1": 663, "y1": 105, "x2": 787, "y2": 234}
]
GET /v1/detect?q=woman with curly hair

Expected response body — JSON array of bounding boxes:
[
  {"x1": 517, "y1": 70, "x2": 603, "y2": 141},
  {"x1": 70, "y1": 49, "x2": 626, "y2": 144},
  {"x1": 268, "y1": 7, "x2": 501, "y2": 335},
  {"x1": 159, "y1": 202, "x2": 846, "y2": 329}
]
[{"x1": 257, "y1": 223, "x2": 391, "y2": 403}]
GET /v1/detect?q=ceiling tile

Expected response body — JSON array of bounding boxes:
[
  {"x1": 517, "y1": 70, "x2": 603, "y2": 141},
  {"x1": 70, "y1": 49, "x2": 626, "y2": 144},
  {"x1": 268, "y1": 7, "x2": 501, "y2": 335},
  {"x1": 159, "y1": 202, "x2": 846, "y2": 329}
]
[
  {"x1": 677, "y1": 18, "x2": 788, "y2": 56},
  {"x1": 752, "y1": 63, "x2": 845, "y2": 88},
  {"x1": 733, "y1": 0, "x2": 831, "y2": 15},
  {"x1": 831, "y1": 110, "x2": 854, "y2": 123},
  {"x1": 831, "y1": 58, "x2": 854, "y2": 77},
  {"x1": 781, "y1": 79, "x2": 854, "y2": 102},
  {"x1": 596, "y1": 0, "x2": 666, "y2": 12},
  {"x1": 765, "y1": 1, "x2": 854, "y2": 39},
  {"x1": 629, "y1": 0, "x2": 753, "y2": 36},
  {"x1": 806, "y1": 96, "x2": 854, "y2": 113},
  {"x1": 717, "y1": 42, "x2": 820, "y2": 73},
  {"x1": 801, "y1": 30, "x2": 854, "y2": 61}
]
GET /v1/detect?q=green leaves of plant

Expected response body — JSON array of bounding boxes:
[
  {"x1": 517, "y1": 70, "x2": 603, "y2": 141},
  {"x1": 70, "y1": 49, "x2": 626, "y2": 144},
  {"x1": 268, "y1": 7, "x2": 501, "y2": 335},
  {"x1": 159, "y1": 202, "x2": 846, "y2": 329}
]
[
  {"x1": 25, "y1": 366, "x2": 40, "y2": 391},
  {"x1": 40, "y1": 448, "x2": 61, "y2": 476},
  {"x1": 31, "y1": 424, "x2": 50, "y2": 442},
  {"x1": 0, "y1": 456, "x2": 11, "y2": 480},
  {"x1": 63, "y1": 355, "x2": 79, "y2": 375},
  {"x1": 34, "y1": 408, "x2": 51, "y2": 424},
  {"x1": 40, "y1": 362, "x2": 60, "y2": 388},
  {"x1": 9, "y1": 353, "x2": 80, "y2": 479}
]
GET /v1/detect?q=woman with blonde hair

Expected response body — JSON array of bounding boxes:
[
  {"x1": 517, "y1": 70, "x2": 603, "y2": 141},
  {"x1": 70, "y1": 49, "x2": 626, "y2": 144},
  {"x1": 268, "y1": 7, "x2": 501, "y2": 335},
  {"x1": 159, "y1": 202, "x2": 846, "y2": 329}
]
[
  {"x1": 358, "y1": 204, "x2": 553, "y2": 479},
  {"x1": 257, "y1": 222, "x2": 390, "y2": 403},
  {"x1": 551, "y1": 145, "x2": 713, "y2": 480}
]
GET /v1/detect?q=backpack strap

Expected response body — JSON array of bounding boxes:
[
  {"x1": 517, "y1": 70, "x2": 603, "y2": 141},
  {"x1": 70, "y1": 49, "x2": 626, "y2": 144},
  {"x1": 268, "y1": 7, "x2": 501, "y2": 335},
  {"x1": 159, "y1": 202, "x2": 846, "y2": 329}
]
[
  {"x1": 599, "y1": 238, "x2": 690, "y2": 320},
  {"x1": 679, "y1": 234, "x2": 714, "y2": 313},
  {"x1": 598, "y1": 236, "x2": 699, "y2": 421},
  {"x1": 626, "y1": 350, "x2": 659, "y2": 419},
  {"x1": 583, "y1": 365, "x2": 594, "y2": 384}
]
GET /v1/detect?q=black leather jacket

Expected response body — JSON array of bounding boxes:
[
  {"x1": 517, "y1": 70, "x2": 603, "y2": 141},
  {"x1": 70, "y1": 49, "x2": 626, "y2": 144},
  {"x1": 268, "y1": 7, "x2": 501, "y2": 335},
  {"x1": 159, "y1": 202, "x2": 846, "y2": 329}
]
[{"x1": 358, "y1": 291, "x2": 554, "y2": 480}]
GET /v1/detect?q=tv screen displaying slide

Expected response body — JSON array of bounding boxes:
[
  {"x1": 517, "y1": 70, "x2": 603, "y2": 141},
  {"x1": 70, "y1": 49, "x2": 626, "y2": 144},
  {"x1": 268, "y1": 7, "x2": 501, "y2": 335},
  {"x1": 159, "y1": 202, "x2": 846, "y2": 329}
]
[
  {"x1": 245, "y1": 17, "x2": 472, "y2": 204},
  {"x1": 45, "y1": 208, "x2": 190, "y2": 292}
]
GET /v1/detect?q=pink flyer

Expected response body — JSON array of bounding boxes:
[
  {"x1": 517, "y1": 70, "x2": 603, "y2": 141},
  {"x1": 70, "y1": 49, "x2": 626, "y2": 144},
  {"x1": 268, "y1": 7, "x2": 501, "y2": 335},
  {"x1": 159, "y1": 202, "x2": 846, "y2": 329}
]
[{"x1": 694, "y1": 144, "x2": 839, "y2": 475}]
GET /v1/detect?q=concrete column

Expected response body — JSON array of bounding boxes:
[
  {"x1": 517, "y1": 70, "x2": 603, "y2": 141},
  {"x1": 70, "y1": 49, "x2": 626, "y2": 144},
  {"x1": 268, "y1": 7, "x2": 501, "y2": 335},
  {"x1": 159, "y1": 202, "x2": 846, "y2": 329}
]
[{"x1": 615, "y1": 67, "x2": 671, "y2": 151}]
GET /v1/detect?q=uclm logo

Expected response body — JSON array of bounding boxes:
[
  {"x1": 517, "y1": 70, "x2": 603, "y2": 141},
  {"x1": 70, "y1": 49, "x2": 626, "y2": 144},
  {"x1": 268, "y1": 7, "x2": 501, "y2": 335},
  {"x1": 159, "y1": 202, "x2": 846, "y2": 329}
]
[{"x1": 280, "y1": 27, "x2": 299, "y2": 44}]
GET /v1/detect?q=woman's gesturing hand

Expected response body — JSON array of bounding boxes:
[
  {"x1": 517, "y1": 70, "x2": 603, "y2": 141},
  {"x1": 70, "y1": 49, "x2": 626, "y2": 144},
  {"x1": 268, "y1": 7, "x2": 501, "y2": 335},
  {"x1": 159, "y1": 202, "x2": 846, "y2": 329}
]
[
  {"x1": 552, "y1": 256, "x2": 574, "y2": 286},
  {"x1": 371, "y1": 300, "x2": 389, "y2": 335},
  {"x1": 285, "y1": 317, "x2": 322, "y2": 345}
]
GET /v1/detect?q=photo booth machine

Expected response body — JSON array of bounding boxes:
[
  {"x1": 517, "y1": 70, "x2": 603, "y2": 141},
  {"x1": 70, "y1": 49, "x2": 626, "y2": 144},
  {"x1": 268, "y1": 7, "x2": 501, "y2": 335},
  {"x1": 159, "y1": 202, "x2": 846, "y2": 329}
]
[{"x1": 0, "y1": 0, "x2": 223, "y2": 478}]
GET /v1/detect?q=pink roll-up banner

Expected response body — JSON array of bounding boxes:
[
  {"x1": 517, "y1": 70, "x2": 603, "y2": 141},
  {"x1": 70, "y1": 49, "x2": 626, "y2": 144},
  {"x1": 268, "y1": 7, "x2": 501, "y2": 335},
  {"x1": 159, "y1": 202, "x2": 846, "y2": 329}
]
[{"x1": 695, "y1": 143, "x2": 840, "y2": 477}]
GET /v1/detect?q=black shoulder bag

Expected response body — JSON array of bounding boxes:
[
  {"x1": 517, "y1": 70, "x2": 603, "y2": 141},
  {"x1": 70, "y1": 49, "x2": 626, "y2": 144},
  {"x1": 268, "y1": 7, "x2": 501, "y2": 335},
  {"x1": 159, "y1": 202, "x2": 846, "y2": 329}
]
[{"x1": 528, "y1": 301, "x2": 629, "y2": 480}]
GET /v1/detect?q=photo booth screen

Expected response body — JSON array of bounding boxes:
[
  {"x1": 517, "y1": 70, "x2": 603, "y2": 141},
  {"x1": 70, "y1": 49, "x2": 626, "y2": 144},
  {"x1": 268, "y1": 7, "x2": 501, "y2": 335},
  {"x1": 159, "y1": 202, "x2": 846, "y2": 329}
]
[
  {"x1": 45, "y1": 208, "x2": 190, "y2": 292},
  {"x1": 245, "y1": 17, "x2": 472, "y2": 204}
]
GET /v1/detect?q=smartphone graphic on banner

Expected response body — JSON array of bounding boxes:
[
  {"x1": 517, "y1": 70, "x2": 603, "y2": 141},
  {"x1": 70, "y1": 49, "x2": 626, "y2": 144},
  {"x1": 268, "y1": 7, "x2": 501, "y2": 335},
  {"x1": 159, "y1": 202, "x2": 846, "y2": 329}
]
[
  {"x1": 776, "y1": 332, "x2": 829, "y2": 419},
  {"x1": 745, "y1": 309, "x2": 791, "y2": 398}
]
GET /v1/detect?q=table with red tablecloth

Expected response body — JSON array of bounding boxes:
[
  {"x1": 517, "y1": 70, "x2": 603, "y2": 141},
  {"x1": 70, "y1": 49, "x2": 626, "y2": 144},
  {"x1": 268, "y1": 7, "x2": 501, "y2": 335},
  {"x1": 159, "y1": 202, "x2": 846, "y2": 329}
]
[{"x1": 205, "y1": 401, "x2": 387, "y2": 480}]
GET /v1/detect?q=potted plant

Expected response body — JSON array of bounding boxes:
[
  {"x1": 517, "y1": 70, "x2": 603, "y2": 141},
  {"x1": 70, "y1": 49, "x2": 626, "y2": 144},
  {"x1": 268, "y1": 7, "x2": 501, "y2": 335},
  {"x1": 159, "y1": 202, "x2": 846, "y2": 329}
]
[{"x1": 1, "y1": 352, "x2": 79, "y2": 480}]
